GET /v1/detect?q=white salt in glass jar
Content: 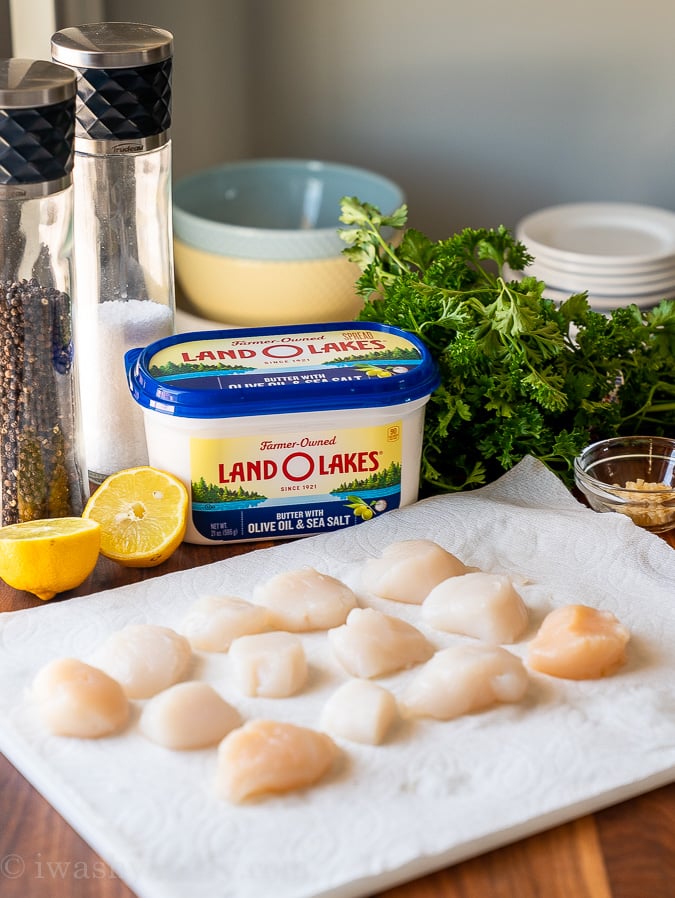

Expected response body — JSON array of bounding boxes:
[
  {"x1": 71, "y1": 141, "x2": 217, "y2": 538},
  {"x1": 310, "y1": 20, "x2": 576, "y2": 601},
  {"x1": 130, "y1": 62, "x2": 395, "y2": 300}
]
[
  {"x1": 125, "y1": 322, "x2": 439, "y2": 544},
  {"x1": 52, "y1": 23, "x2": 176, "y2": 482}
]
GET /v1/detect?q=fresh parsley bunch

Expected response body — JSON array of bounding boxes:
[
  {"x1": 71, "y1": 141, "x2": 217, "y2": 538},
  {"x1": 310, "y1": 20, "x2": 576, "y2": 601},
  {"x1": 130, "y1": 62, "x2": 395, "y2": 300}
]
[{"x1": 339, "y1": 198, "x2": 675, "y2": 492}]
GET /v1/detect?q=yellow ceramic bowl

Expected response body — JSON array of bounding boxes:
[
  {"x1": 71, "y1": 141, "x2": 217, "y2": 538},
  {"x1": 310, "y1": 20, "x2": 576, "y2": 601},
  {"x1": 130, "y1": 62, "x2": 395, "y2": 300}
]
[
  {"x1": 172, "y1": 158, "x2": 404, "y2": 326},
  {"x1": 174, "y1": 239, "x2": 366, "y2": 327}
]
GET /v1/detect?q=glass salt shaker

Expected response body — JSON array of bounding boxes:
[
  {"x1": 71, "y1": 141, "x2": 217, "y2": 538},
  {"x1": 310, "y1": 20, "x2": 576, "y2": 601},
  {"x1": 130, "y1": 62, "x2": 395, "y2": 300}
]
[
  {"x1": 0, "y1": 59, "x2": 88, "y2": 525},
  {"x1": 51, "y1": 22, "x2": 176, "y2": 483}
]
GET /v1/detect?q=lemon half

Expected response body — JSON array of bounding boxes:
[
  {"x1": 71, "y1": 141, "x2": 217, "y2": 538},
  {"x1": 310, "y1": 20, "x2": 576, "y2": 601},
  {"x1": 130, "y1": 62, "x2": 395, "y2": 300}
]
[
  {"x1": 83, "y1": 466, "x2": 189, "y2": 568},
  {"x1": 0, "y1": 517, "x2": 101, "y2": 601}
]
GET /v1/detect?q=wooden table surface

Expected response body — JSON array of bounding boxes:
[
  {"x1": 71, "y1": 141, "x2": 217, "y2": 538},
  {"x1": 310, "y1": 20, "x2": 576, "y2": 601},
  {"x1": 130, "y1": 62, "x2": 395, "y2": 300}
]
[{"x1": 1, "y1": 529, "x2": 675, "y2": 898}]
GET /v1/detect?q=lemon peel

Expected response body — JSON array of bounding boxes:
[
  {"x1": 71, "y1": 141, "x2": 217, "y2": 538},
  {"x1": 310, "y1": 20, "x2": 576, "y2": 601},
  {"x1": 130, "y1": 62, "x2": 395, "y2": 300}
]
[{"x1": 0, "y1": 517, "x2": 101, "y2": 601}]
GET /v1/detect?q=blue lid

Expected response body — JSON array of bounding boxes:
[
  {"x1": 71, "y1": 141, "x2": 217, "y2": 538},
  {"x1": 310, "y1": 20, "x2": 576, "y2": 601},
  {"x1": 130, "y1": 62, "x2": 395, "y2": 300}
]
[{"x1": 126, "y1": 321, "x2": 439, "y2": 419}]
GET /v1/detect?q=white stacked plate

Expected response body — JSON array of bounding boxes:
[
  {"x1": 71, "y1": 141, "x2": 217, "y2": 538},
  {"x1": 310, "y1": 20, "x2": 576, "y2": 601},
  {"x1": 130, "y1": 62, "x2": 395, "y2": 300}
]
[{"x1": 512, "y1": 202, "x2": 675, "y2": 311}]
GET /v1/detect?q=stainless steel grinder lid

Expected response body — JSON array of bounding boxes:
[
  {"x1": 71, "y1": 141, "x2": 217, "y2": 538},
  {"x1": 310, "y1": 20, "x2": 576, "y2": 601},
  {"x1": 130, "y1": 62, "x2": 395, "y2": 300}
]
[
  {"x1": 0, "y1": 59, "x2": 76, "y2": 194},
  {"x1": 51, "y1": 22, "x2": 173, "y2": 153}
]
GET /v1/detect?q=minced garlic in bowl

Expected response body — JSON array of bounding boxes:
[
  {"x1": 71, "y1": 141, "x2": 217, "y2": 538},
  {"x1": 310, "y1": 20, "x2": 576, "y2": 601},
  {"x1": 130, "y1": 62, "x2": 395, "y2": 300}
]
[{"x1": 574, "y1": 436, "x2": 675, "y2": 533}]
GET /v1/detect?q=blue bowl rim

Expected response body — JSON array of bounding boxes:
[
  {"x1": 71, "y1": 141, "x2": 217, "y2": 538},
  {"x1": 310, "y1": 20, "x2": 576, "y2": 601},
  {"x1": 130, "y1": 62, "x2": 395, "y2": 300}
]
[{"x1": 172, "y1": 157, "x2": 405, "y2": 261}]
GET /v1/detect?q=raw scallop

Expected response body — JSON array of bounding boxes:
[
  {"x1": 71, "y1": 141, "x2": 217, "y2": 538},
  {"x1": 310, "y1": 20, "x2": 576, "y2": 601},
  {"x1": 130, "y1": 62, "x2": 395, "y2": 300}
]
[
  {"x1": 32, "y1": 657, "x2": 129, "y2": 738},
  {"x1": 215, "y1": 719, "x2": 338, "y2": 802},
  {"x1": 139, "y1": 681, "x2": 241, "y2": 750},
  {"x1": 90, "y1": 624, "x2": 192, "y2": 699},
  {"x1": 180, "y1": 594, "x2": 270, "y2": 652},
  {"x1": 422, "y1": 572, "x2": 529, "y2": 643},
  {"x1": 527, "y1": 604, "x2": 630, "y2": 680},
  {"x1": 328, "y1": 607, "x2": 434, "y2": 678},
  {"x1": 252, "y1": 566, "x2": 358, "y2": 631},
  {"x1": 400, "y1": 643, "x2": 529, "y2": 720},
  {"x1": 361, "y1": 539, "x2": 470, "y2": 604},
  {"x1": 229, "y1": 631, "x2": 308, "y2": 697},
  {"x1": 320, "y1": 679, "x2": 398, "y2": 745}
]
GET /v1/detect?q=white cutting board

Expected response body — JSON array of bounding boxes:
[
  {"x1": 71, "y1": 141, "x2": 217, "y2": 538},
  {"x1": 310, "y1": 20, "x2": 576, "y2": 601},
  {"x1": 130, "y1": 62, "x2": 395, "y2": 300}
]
[{"x1": 1, "y1": 457, "x2": 675, "y2": 898}]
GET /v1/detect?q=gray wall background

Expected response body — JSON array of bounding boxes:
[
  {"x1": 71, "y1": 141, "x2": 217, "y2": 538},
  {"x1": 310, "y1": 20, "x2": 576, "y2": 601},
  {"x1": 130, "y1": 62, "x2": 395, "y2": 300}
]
[{"x1": 10, "y1": 0, "x2": 675, "y2": 239}]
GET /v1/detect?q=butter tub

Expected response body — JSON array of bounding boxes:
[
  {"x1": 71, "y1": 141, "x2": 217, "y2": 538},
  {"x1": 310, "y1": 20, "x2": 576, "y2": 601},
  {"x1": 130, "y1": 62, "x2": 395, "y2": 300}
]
[{"x1": 125, "y1": 322, "x2": 439, "y2": 544}]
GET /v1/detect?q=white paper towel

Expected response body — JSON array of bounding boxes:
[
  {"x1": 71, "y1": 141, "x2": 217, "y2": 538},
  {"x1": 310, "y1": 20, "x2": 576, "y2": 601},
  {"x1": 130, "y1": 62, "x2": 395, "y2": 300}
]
[{"x1": 1, "y1": 456, "x2": 675, "y2": 898}]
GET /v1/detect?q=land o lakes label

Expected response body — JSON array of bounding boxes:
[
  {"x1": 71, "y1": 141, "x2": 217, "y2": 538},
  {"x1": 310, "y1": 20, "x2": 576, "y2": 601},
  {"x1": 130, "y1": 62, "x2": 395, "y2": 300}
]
[{"x1": 190, "y1": 424, "x2": 403, "y2": 542}]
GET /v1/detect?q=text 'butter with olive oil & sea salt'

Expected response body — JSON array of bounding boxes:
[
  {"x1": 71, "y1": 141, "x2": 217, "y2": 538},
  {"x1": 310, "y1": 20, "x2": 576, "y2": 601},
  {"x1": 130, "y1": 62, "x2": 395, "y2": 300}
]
[{"x1": 125, "y1": 322, "x2": 439, "y2": 544}]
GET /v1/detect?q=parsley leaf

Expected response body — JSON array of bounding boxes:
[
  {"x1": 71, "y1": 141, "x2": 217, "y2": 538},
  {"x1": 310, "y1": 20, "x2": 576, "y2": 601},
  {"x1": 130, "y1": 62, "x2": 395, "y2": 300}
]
[{"x1": 339, "y1": 199, "x2": 675, "y2": 491}]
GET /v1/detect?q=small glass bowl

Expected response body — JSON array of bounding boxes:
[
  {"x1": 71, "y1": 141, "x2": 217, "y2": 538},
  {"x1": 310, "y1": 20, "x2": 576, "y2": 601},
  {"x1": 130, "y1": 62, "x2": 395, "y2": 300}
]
[{"x1": 574, "y1": 435, "x2": 675, "y2": 533}]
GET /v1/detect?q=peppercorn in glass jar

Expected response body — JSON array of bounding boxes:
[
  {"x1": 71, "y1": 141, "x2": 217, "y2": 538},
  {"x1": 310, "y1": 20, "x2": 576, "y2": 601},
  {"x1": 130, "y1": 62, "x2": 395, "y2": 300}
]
[{"x1": 0, "y1": 59, "x2": 88, "y2": 525}]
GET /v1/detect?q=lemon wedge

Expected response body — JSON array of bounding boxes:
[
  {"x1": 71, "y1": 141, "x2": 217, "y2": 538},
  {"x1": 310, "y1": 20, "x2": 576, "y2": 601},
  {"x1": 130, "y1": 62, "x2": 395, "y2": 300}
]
[
  {"x1": 83, "y1": 466, "x2": 189, "y2": 568},
  {"x1": 0, "y1": 517, "x2": 101, "y2": 601}
]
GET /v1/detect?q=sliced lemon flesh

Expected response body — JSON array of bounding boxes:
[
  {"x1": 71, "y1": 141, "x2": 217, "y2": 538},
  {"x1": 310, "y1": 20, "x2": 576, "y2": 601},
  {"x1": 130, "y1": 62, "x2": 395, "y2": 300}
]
[
  {"x1": 0, "y1": 517, "x2": 101, "y2": 601},
  {"x1": 83, "y1": 466, "x2": 189, "y2": 568}
]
